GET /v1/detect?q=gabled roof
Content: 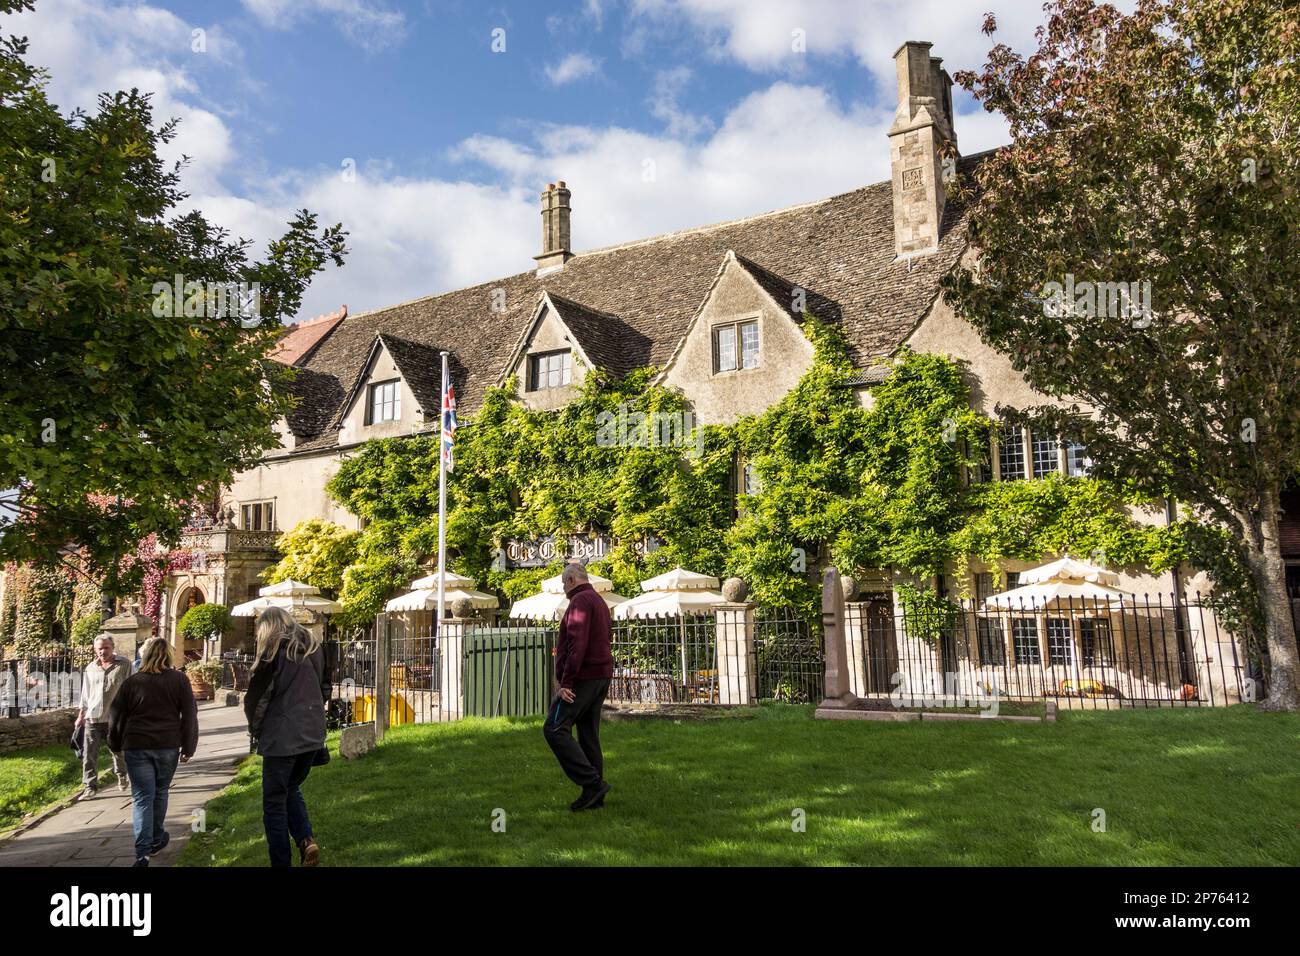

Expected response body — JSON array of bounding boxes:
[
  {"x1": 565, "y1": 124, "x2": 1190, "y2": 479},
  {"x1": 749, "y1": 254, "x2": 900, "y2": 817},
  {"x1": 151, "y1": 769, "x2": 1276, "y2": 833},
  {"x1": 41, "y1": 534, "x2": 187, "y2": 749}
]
[
  {"x1": 293, "y1": 152, "x2": 989, "y2": 439},
  {"x1": 328, "y1": 332, "x2": 445, "y2": 431},
  {"x1": 544, "y1": 293, "x2": 649, "y2": 379}
]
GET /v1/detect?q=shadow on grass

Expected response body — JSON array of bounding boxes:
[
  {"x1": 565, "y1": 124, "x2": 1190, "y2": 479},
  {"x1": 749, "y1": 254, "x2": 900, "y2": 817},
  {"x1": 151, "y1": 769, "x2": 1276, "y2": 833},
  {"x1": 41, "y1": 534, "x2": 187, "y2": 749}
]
[{"x1": 180, "y1": 704, "x2": 1300, "y2": 867}]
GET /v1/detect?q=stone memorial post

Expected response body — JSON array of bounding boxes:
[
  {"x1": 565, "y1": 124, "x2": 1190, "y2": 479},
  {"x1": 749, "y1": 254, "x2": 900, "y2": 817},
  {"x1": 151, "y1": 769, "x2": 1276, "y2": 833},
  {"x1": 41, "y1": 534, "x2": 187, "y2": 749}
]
[{"x1": 815, "y1": 567, "x2": 858, "y2": 716}]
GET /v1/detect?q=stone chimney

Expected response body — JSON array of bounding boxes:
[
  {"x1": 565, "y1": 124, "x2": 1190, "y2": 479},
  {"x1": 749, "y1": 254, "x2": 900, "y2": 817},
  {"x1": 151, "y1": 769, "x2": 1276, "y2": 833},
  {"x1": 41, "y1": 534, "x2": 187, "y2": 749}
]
[
  {"x1": 534, "y1": 181, "x2": 573, "y2": 273},
  {"x1": 889, "y1": 41, "x2": 958, "y2": 259}
]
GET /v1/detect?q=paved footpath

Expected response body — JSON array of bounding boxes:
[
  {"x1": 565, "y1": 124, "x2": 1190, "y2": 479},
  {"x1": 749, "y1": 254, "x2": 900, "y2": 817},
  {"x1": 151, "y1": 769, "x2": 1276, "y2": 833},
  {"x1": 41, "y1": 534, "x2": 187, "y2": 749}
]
[{"x1": 0, "y1": 700, "x2": 249, "y2": 867}]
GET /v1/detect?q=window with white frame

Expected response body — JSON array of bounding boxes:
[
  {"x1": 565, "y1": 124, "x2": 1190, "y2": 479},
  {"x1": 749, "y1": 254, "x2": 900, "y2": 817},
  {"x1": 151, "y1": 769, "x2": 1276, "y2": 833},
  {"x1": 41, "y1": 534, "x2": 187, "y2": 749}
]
[
  {"x1": 1012, "y1": 617, "x2": 1041, "y2": 664},
  {"x1": 1031, "y1": 429, "x2": 1059, "y2": 478},
  {"x1": 241, "y1": 500, "x2": 274, "y2": 532},
  {"x1": 1066, "y1": 441, "x2": 1092, "y2": 477},
  {"x1": 368, "y1": 379, "x2": 401, "y2": 424},
  {"x1": 528, "y1": 350, "x2": 572, "y2": 390},
  {"x1": 1046, "y1": 618, "x2": 1074, "y2": 665},
  {"x1": 999, "y1": 424, "x2": 1026, "y2": 480},
  {"x1": 712, "y1": 320, "x2": 760, "y2": 373}
]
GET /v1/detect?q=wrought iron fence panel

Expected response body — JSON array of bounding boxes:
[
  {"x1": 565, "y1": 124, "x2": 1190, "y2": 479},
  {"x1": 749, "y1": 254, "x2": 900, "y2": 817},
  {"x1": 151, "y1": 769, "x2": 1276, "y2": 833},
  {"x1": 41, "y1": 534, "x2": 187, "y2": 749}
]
[{"x1": 873, "y1": 592, "x2": 1251, "y2": 711}]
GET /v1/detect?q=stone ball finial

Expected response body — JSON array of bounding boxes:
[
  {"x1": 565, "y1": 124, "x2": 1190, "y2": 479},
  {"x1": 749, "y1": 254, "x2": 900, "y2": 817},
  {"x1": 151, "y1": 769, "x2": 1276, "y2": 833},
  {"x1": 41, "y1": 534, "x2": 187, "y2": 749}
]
[
  {"x1": 840, "y1": 575, "x2": 860, "y2": 601},
  {"x1": 721, "y1": 577, "x2": 748, "y2": 603},
  {"x1": 450, "y1": 597, "x2": 476, "y2": 620}
]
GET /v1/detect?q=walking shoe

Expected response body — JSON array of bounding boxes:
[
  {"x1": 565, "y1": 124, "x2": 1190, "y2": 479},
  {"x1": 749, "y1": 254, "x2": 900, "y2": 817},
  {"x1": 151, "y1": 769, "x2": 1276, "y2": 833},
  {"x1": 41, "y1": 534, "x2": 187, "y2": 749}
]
[
  {"x1": 132, "y1": 856, "x2": 149, "y2": 868},
  {"x1": 298, "y1": 837, "x2": 320, "y2": 867},
  {"x1": 117, "y1": 776, "x2": 129, "y2": 793},
  {"x1": 150, "y1": 831, "x2": 170, "y2": 855},
  {"x1": 79, "y1": 786, "x2": 97, "y2": 800},
  {"x1": 570, "y1": 780, "x2": 611, "y2": 812}
]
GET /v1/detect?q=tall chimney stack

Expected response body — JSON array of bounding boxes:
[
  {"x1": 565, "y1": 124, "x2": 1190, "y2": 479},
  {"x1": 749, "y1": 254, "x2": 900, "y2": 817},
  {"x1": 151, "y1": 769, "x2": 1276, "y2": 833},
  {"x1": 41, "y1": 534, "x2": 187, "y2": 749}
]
[
  {"x1": 888, "y1": 41, "x2": 957, "y2": 259},
  {"x1": 534, "y1": 180, "x2": 573, "y2": 273}
]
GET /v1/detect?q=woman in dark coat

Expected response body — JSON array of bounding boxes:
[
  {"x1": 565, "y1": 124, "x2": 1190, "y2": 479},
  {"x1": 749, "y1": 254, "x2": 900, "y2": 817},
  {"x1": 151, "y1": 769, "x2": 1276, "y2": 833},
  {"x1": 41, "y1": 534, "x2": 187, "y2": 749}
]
[
  {"x1": 244, "y1": 606, "x2": 330, "y2": 867},
  {"x1": 108, "y1": 637, "x2": 198, "y2": 867}
]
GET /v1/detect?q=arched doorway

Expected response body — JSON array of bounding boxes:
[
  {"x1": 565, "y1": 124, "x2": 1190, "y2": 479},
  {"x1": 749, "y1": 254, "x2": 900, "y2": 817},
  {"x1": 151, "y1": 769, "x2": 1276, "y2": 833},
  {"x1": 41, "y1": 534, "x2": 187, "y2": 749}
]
[{"x1": 173, "y1": 586, "x2": 206, "y2": 664}]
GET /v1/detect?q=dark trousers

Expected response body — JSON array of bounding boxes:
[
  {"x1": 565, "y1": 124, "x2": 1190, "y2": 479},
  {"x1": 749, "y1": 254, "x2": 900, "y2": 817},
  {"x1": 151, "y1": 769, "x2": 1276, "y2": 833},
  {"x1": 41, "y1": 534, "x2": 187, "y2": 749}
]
[
  {"x1": 262, "y1": 751, "x2": 315, "y2": 867},
  {"x1": 543, "y1": 678, "x2": 610, "y2": 788}
]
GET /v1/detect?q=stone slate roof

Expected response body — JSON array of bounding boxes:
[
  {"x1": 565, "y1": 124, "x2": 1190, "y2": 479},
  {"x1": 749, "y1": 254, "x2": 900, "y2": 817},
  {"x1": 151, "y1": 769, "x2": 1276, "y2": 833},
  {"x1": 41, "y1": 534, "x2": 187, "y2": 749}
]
[
  {"x1": 282, "y1": 366, "x2": 344, "y2": 442},
  {"x1": 325, "y1": 333, "x2": 447, "y2": 433},
  {"x1": 547, "y1": 293, "x2": 648, "y2": 379},
  {"x1": 376, "y1": 333, "x2": 446, "y2": 414},
  {"x1": 295, "y1": 152, "x2": 988, "y2": 446}
]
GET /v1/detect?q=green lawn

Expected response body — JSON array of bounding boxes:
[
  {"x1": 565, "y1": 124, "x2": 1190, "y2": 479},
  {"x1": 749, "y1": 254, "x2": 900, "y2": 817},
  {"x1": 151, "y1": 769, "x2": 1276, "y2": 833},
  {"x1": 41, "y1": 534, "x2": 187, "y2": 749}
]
[
  {"x1": 0, "y1": 741, "x2": 113, "y2": 833},
  {"x1": 180, "y1": 704, "x2": 1300, "y2": 867}
]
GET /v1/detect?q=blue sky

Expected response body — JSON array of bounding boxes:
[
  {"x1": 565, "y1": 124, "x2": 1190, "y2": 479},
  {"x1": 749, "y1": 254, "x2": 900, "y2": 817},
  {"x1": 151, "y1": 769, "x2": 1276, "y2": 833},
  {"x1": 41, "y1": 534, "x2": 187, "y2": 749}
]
[{"x1": 5, "y1": 0, "x2": 1067, "y2": 322}]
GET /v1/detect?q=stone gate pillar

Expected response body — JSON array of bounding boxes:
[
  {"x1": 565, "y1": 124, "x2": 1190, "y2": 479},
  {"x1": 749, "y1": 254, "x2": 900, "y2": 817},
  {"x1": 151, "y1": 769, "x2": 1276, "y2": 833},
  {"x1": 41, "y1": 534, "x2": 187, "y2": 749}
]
[
  {"x1": 438, "y1": 617, "x2": 468, "y2": 721},
  {"x1": 714, "y1": 602, "x2": 756, "y2": 705},
  {"x1": 101, "y1": 611, "x2": 153, "y2": 663}
]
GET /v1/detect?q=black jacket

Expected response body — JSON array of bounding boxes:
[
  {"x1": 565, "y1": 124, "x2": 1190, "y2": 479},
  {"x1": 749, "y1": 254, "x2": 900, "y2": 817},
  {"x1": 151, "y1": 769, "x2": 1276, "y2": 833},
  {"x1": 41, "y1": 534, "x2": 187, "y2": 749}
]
[
  {"x1": 107, "y1": 669, "x2": 199, "y2": 757},
  {"x1": 244, "y1": 642, "x2": 330, "y2": 757}
]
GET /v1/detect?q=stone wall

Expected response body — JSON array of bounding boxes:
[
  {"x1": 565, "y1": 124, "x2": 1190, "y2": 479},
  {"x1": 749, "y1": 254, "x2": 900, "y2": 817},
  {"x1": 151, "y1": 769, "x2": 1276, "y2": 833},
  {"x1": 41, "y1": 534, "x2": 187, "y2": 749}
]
[{"x1": 0, "y1": 707, "x2": 76, "y2": 754}]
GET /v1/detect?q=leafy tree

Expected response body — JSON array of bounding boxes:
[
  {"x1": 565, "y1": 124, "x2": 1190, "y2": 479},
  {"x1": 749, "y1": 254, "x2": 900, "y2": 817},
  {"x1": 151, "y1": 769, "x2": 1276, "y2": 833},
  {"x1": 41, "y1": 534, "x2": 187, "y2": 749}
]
[
  {"x1": 0, "y1": 0, "x2": 348, "y2": 596},
  {"x1": 943, "y1": 0, "x2": 1300, "y2": 708},
  {"x1": 263, "y1": 519, "x2": 360, "y2": 595}
]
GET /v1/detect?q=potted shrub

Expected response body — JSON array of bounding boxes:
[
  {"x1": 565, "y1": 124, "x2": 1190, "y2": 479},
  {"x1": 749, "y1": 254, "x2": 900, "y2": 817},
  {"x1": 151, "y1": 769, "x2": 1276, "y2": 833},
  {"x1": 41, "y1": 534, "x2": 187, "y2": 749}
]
[
  {"x1": 177, "y1": 603, "x2": 231, "y2": 657},
  {"x1": 185, "y1": 659, "x2": 225, "y2": 701}
]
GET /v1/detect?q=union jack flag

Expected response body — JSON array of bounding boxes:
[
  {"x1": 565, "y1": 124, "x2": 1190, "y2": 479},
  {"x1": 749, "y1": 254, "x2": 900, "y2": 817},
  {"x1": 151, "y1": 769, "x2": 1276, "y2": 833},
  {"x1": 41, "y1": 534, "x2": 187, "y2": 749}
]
[{"x1": 441, "y1": 377, "x2": 457, "y2": 473}]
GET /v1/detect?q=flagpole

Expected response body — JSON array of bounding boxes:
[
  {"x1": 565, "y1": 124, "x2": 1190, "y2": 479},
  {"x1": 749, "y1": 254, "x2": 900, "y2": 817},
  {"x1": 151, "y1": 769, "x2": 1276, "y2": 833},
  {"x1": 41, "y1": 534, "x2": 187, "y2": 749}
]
[{"x1": 437, "y1": 350, "x2": 450, "y2": 629}]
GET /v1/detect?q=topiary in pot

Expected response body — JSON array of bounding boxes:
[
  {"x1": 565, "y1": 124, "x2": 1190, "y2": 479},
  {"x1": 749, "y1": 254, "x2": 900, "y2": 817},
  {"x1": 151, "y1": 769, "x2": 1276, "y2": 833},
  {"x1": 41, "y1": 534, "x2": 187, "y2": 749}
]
[
  {"x1": 177, "y1": 603, "x2": 231, "y2": 648},
  {"x1": 184, "y1": 659, "x2": 225, "y2": 700}
]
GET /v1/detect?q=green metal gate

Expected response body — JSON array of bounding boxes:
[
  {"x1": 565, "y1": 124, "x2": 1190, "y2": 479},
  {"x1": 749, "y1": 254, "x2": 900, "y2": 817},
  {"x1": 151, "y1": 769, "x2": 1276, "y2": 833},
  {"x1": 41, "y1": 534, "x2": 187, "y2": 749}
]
[{"x1": 463, "y1": 626, "x2": 556, "y2": 717}]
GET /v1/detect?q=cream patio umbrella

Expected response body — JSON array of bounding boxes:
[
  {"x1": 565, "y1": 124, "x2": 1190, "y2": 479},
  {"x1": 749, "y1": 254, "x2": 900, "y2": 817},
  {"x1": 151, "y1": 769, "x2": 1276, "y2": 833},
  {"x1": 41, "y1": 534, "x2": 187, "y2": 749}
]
[
  {"x1": 384, "y1": 570, "x2": 499, "y2": 614},
  {"x1": 982, "y1": 554, "x2": 1130, "y2": 610},
  {"x1": 229, "y1": 579, "x2": 343, "y2": 618},
  {"x1": 614, "y1": 567, "x2": 726, "y2": 691},
  {"x1": 507, "y1": 572, "x2": 628, "y2": 620},
  {"x1": 257, "y1": 579, "x2": 320, "y2": 597}
]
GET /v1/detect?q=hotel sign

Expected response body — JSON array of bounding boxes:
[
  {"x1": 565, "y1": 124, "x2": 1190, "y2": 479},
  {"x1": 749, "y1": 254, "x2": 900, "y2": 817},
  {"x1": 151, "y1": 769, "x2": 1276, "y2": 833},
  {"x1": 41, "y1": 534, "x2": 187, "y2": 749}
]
[{"x1": 497, "y1": 533, "x2": 659, "y2": 569}]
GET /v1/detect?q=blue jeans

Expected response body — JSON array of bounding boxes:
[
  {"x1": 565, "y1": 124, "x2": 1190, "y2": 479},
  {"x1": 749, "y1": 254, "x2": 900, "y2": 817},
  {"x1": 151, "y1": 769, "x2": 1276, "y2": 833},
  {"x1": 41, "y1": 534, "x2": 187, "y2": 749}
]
[
  {"x1": 262, "y1": 752, "x2": 315, "y2": 867},
  {"x1": 123, "y1": 749, "x2": 180, "y2": 859}
]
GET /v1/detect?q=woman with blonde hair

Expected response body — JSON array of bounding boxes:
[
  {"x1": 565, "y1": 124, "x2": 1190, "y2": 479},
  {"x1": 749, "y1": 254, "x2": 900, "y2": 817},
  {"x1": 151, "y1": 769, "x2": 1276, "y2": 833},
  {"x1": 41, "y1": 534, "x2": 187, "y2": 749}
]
[
  {"x1": 244, "y1": 605, "x2": 330, "y2": 867},
  {"x1": 108, "y1": 636, "x2": 198, "y2": 867}
]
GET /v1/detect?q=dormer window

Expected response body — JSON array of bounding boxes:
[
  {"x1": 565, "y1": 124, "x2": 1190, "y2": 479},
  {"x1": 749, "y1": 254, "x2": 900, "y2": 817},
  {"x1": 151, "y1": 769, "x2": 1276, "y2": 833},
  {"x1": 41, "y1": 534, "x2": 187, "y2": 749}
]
[
  {"x1": 368, "y1": 379, "x2": 401, "y2": 424},
  {"x1": 528, "y1": 350, "x2": 572, "y2": 391},
  {"x1": 712, "y1": 319, "x2": 759, "y2": 373}
]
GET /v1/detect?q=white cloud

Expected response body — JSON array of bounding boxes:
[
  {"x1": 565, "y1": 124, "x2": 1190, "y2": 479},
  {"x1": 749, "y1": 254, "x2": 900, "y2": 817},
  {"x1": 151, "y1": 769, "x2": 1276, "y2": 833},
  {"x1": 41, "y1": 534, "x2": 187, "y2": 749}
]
[
  {"x1": 241, "y1": 0, "x2": 406, "y2": 52},
  {"x1": 3, "y1": 0, "x2": 238, "y2": 195},
  {"x1": 544, "y1": 52, "x2": 603, "y2": 86},
  {"x1": 631, "y1": 0, "x2": 1049, "y2": 90},
  {"x1": 647, "y1": 66, "x2": 712, "y2": 138}
]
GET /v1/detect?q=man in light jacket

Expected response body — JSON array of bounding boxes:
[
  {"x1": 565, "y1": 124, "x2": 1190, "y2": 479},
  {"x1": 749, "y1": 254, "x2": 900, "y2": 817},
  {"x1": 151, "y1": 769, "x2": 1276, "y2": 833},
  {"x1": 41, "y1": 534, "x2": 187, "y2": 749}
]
[
  {"x1": 543, "y1": 563, "x2": 614, "y2": 812},
  {"x1": 77, "y1": 635, "x2": 131, "y2": 797}
]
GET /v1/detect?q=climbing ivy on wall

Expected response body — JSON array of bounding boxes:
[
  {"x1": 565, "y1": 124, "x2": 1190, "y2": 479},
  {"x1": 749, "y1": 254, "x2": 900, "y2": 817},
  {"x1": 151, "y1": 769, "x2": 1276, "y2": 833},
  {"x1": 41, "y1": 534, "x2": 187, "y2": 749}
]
[
  {"x1": 319, "y1": 317, "x2": 1209, "y2": 625},
  {"x1": 0, "y1": 556, "x2": 103, "y2": 655}
]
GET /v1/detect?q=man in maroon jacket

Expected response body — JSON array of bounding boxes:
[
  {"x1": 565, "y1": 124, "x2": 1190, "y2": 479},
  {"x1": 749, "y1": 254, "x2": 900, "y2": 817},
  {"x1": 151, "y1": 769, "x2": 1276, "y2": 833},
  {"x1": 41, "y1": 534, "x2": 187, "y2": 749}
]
[{"x1": 544, "y1": 562, "x2": 613, "y2": 811}]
